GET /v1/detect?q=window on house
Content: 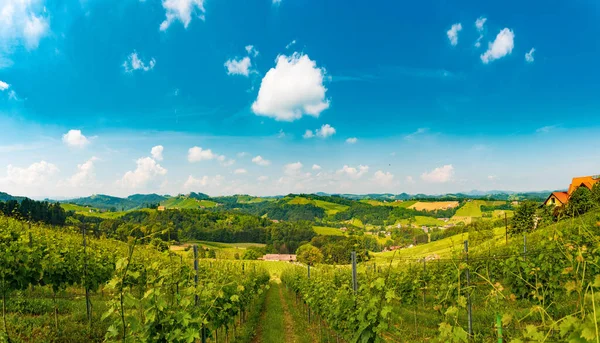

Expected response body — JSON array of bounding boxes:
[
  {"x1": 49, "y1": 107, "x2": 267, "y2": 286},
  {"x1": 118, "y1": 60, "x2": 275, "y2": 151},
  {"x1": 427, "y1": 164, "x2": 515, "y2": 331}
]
[{"x1": 551, "y1": 198, "x2": 555, "y2": 204}]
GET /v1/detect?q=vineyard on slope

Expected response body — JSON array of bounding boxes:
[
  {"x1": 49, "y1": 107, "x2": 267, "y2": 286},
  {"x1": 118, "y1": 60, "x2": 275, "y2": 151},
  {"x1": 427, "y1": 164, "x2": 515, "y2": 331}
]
[
  {"x1": 0, "y1": 215, "x2": 270, "y2": 342},
  {"x1": 282, "y1": 210, "x2": 600, "y2": 342}
]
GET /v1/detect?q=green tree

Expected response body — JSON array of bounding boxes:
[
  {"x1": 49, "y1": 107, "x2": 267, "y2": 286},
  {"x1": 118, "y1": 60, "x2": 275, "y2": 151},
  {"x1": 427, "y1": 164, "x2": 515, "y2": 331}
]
[
  {"x1": 511, "y1": 201, "x2": 537, "y2": 234},
  {"x1": 567, "y1": 187, "x2": 595, "y2": 217},
  {"x1": 296, "y1": 244, "x2": 323, "y2": 266},
  {"x1": 591, "y1": 182, "x2": 600, "y2": 205},
  {"x1": 242, "y1": 249, "x2": 261, "y2": 260}
]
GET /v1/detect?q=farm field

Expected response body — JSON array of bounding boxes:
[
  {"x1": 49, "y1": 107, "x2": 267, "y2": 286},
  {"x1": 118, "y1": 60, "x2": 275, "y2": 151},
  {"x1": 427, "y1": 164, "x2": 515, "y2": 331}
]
[
  {"x1": 313, "y1": 225, "x2": 345, "y2": 236},
  {"x1": 61, "y1": 203, "x2": 129, "y2": 219},
  {"x1": 408, "y1": 201, "x2": 459, "y2": 211},
  {"x1": 288, "y1": 196, "x2": 349, "y2": 215},
  {"x1": 161, "y1": 196, "x2": 218, "y2": 209},
  {"x1": 361, "y1": 199, "x2": 417, "y2": 208},
  {"x1": 395, "y1": 215, "x2": 447, "y2": 227}
]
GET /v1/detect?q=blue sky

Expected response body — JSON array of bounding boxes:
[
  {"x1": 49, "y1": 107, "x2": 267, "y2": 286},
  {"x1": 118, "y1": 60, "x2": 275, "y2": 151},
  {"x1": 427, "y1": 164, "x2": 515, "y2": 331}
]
[{"x1": 0, "y1": 0, "x2": 599, "y2": 198}]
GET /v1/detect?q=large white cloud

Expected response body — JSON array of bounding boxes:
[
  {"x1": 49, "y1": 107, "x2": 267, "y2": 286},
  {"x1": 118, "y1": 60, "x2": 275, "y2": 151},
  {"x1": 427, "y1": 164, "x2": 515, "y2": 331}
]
[
  {"x1": 251, "y1": 53, "x2": 330, "y2": 121},
  {"x1": 123, "y1": 52, "x2": 156, "y2": 73},
  {"x1": 159, "y1": 0, "x2": 205, "y2": 31},
  {"x1": 188, "y1": 147, "x2": 216, "y2": 162},
  {"x1": 316, "y1": 124, "x2": 336, "y2": 138},
  {"x1": 421, "y1": 164, "x2": 454, "y2": 183},
  {"x1": 62, "y1": 130, "x2": 90, "y2": 148},
  {"x1": 447, "y1": 23, "x2": 462, "y2": 46},
  {"x1": 0, "y1": 0, "x2": 49, "y2": 50},
  {"x1": 337, "y1": 165, "x2": 369, "y2": 179},
  {"x1": 481, "y1": 28, "x2": 515, "y2": 64},
  {"x1": 183, "y1": 174, "x2": 224, "y2": 190},
  {"x1": 252, "y1": 155, "x2": 271, "y2": 166},
  {"x1": 224, "y1": 57, "x2": 252, "y2": 76},
  {"x1": 151, "y1": 145, "x2": 164, "y2": 161},
  {"x1": 3, "y1": 160, "x2": 59, "y2": 186},
  {"x1": 372, "y1": 170, "x2": 394, "y2": 186},
  {"x1": 66, "y1": 157, "x2": 99, "y2": 187},
  {"x1": 119, "y1": 157, "x2": 167, "y2": 188},
  {"x1": 304, "y1": 124, "x2": 336, "y2": 139}
]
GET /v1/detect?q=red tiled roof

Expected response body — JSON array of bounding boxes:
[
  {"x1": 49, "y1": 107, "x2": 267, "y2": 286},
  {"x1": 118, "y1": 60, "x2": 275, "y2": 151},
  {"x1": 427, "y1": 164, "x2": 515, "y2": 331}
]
[{"x1": 551, "y1": 191, "x2": 569, "y2": 205}]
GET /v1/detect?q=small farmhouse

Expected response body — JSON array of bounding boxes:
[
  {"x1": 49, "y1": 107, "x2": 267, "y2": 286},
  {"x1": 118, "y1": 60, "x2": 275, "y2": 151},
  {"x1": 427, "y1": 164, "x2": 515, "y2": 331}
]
[{"x1": 544, "y1": 175, "x2": 600, "y2": 207}]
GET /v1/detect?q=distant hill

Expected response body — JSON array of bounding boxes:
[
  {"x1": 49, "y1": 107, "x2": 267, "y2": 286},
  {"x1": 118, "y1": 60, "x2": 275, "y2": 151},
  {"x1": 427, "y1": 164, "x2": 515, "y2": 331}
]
[
  {"x1": 67, "y1": 194, "x2": 140, "y2": 211},
  {"x1": 127, "y1": 194, "x2": 168, "y2": 204},
  {"x1": 0, "y1": 191, "x2": 25, "y2": 202}
]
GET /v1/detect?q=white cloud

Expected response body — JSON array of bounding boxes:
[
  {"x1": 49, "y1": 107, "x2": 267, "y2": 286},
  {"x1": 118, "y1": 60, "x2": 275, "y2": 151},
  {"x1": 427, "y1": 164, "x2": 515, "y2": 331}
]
[
  {"x1": 160, "y1": 0, "x2": 205, "y2": 31},
  {"x1": 481, "y1": 28, "x2": 515, "y2": 64},
  {"x1": 488, "y1": 175, "x2": 497, "y2": 181},
  {"x1": 372, "y1": 170, "x2": 394, "y2": 186},
  {"x1": 404, "y1": 127, "x2": 429, "y2": 140},
  {"x1": 222, "y1": 159, "x2": 235, "y2": 167},
  {"x1": 447, "y1": 23, "x2": 462, "y2": 46},
  {"x1": 123, "y1": 51, "x2": 156, "y2": 72},
  {"x1": 252, "y1": 155, "x2": 271, "y2": 166},
  {"x1": 0, "y1": 81, "x2": 8, "y2": 91},
  {"x1": 151, "y1": 145, "x2": 164, "y2": 161},
  {"x1": 257, "y1": 175, "x2": 269, "y2": 182},
  {"x1": 188, "y1": 146, "x2": 226, "y2": 162},
  {"x1": 251, "y1": 53, "x2": 330, "y2": 121},
  {"x1": 525, "y1": 48, "x2": 535, "y2": 63},
  {"x1": 23, "y1": 13, "x2": 48, "y2": 49},
  {"x1": 312, "y1": 164, "x2": 321, "y2": 171},
  {"x1": 224, "y1": 56, "x2": 252, "y2": 76},
  {"x1": 316, "y1": 124, "x2": 336, "y2": 138},
  {"x1": 474, "y1": 17, "x2": 487, "y2": 48},
  {"x1": 62, "y1": 130, "x2": 90, "y2": 148},
  {"x1": 337, "y1": 165, "x2": 369, "y2": 179},
  {"x1": 3, "y1": 161, "x2": 59, "y2": 186},
  {"x1": 284, "y1": 162, "x2": 303, "y2": 176},
  {"x1": 0, "y1": 0, "x2": 49, "y2": 50},
  {"x1": 245, "y1": 45, "x2": 259, "y2": 57},
  {"x1": 285, "y1": 40, "x2": 296, "y2": 49},
  {"x1": 66, "y1": 157, "x2": 99, "y2": 187},
  {"x1": 234, "y1": 168, "x2": 247, "y2": 175},
  {"x1": 119, "y1": 157, "x2": 167, "y2": 188},
  {"x1": 405, "y1": 176, "x2": 415, "y2": 184},
  {"x1": 346, "y1": 137, "x2": 357, "y2": 144},
  {"x1": 303, "y1": 130, "x2": 314, "y2": 139},
  {"x1": 277, "y1": 129, "x2": 286, "y2": 138},
  {"x1": 421, "y1": 165, "x2": 454, "y2": 183},
  {"x1": 183, "y1": 174, "x2": 224, "y2": 190},
  {"x1": 272, "y1": 0, "x2": 282, "y2": 4},
  {"x1": 475, "y1": 17, "x2": 487, "y2": 31},
  {"x1": 7, "y1": 90, "x2": 17, "y2": 100},
  {"x1": 536, "y1": 125, "x2": 556, "y2": 133}
]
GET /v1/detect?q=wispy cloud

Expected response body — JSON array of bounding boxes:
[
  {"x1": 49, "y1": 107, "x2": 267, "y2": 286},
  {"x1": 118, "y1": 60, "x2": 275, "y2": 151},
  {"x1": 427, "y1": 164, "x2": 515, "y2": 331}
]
[
  {"x1": 333, "y1": 65, "x2": 465, "y2": 83},
  {"x1": 536, "y1": 125, "x2": 557, "y2": 133},
  {"x1": 404, "y1": 127, "x2": 429, "y2": 140}
]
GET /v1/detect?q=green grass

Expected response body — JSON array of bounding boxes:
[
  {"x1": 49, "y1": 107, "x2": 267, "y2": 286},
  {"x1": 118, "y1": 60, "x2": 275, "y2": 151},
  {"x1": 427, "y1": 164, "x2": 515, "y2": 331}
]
[
  {"x1": 313, "y1": 226, "x2": 345, "y2": 236},
  {"x1": 287, "y1": 196, "x2": 349, "y2": 215},
  {"x1": 161, "y1": 196, "x2": 217, "y2": 209},
  {"x1": 454, "y1": 200, "x2": 486, "y2": 217},
  {"x1": 256, "y1": 283, "x2": 286, "y2": 342},
  {"x1": 61, "y1": 203, "x2": 128, "y2": 219},
  {"x1": 396, "y1": 216, "x2": 446, "y2": 227},
  {"x1": 346, "y1": 218, "x2": 364, "y2": 228},
  {"x1": 360, "y1": 199, "x2": 417, "y2": 208}
]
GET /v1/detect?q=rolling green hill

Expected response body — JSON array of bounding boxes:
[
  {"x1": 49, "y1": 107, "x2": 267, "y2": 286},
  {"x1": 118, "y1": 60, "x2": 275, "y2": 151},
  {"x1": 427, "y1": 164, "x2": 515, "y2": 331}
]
[
  {"x1": 287, "y1": 196, "x2": 349, "y2": 215},
  {"x1": 161, "y1": 196, "x2": 217, "y2": 209}
]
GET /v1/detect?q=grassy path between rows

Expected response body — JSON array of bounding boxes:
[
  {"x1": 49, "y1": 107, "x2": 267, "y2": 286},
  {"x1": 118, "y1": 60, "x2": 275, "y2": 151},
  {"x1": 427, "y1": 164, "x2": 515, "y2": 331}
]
[{"x1": 252, "y1": 282, "x2": 316, "y2": 343}]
